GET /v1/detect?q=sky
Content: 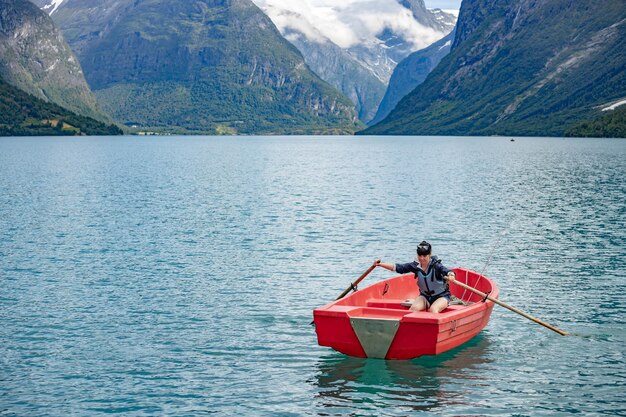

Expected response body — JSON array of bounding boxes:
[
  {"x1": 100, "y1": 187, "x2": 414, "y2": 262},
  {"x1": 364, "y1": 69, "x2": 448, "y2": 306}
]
[
  {"x1": 424, "y1": 0, "x2": 463, "y2": 10},
  {"x1": 252, "y1": 0, "x2": 458, "y2": 50},
  {"x1": 42, "y1": 0, "x2": 464, "y2": 16}
]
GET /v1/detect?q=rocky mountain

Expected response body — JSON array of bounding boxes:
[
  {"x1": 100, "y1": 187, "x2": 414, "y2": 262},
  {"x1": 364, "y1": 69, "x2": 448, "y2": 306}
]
[
  {"x1": 0, "y1": 0, "x2": 108, "y2": 122},
  {"x1": 0, "y1": 78, "x2": 122, "y2": 136},
  {"x1": 35, "y1": 0, "x2": 359, "y2": 135},
  {"x1": 399, "y1": 0, "x2": 457, "y2": 33},
  {"x1": 345, "y1": 1, "x2": 456, "y2": 84},
  {"x1": 363, "y1": 0, "x2": 626, "y2": 137},
  {"x1": 276, "y1": 17, "x2": 387, "y2": 123},
  {"x1": 252, "y1": 0, "x2": 456, "y2": 123},
  {"x1": 369, "y1": 30, "x2": 454, "y2": 126}
]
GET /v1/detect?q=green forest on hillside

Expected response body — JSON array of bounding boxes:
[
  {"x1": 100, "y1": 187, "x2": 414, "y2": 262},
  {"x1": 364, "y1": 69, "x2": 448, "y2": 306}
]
[
  {"x1": 66, "y1": 0, "x2": 359, "y2": 135},
  {"x1": 0, "y1": 79, "x2": 122, "y2": 136},
  {"x1": 566, "y1": 106, "x2": 626, "y2": 138}
]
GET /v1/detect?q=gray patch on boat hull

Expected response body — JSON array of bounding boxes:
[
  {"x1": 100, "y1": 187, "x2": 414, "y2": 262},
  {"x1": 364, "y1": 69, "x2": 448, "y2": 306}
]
[{"x1": 350, "y1": 318, "x2": 400, "y2": 359}]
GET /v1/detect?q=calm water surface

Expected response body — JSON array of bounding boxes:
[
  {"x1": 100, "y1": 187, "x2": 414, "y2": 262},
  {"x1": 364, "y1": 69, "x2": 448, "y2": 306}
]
[{"x1": 1, "y1": 135, "x2": 625, "y2": 416}]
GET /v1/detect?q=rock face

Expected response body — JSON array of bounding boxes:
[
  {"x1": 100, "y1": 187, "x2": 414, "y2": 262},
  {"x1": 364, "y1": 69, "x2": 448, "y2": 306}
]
[
  {"x1": 0, "y1": 0, "x2": 106, "y2": 121},
  {"x1": 369, "y1": 30, "x2": 454, "y2": 126},
  {"x1": 363, "y1": 0, "x2": 626, "y2": 137},
  {"x1": 41, "y1": 0, "x2": 359, "y2": 134},
  {"x1": 398, "y1": 0, "x2": 457, "y2": 32}
]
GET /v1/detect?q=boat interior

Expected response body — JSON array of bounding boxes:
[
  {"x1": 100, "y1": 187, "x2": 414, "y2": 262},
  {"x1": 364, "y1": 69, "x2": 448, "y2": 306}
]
[{"x1": 325, "y1": 268, "x2": 497, "y2": 318}]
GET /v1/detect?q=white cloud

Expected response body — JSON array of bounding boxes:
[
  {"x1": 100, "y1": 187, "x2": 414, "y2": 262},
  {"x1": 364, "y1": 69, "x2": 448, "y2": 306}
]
[{"x1": 252, "y1": 0, "x2": 445, "y2": 50}]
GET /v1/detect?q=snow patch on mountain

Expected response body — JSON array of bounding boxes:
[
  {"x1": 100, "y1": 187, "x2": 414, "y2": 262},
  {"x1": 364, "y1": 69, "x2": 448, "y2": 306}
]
[
  {"x1": 41, "y1": 0, "x2": 65, "y2": 15},
  {"x1": 601, "y1": 99, "x2": 626, "y2": 111},
  {"x1": 439, "y1": 9, "x2": 460, "y2": 17}
]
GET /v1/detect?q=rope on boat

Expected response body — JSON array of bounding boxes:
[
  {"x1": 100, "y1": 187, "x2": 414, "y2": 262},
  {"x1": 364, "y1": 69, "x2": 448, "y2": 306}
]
[
  {"x1": 450, "y1": 294, "x2": 469, "y2": 305},
  {"x1": 457, "y1": 270, "x2": 471, "y2": 304}
]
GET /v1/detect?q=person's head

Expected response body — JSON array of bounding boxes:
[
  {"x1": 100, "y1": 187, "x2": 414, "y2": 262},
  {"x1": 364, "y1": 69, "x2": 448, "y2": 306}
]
[{"x1": 416, "y1": 241, "x2": 432, "y2": 262}]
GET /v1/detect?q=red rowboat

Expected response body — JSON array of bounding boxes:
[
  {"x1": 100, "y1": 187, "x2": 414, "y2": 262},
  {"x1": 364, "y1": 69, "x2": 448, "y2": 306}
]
[{"x1": 313, "y1": 268, "x2": 498, "y2": 360}]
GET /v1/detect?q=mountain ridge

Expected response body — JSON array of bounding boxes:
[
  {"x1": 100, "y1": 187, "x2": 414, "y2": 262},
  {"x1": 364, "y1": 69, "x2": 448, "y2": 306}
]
[
  {"x1": 0, "y1": 0, "x2": 109, "y2": 122},
  {"x1": 252, "y1": 0, "x2": 456, "y2": 123},
  {"x1": 363, "y1": 0, "x2": 626, "y2": 137},
  {"x1": 37, "y1": 0, "x2": 360, "y2": 135},
  {"x1": 370, "y1": 30, "x2": 454, "y2": 126},
  {"x1": 277, "y1": 16, "x2": 387, "y2": 122}
]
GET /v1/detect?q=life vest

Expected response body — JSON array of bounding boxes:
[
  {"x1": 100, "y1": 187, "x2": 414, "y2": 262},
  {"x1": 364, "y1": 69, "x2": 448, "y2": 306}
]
[{"x1": 415, "y1": 258, "x2": 449, "y2": 297}]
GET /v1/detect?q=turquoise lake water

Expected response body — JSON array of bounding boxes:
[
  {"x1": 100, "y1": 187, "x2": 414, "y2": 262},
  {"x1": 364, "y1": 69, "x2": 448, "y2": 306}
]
[{"x1": 1, "y1": 135, "x2": 625, "y2": 416}]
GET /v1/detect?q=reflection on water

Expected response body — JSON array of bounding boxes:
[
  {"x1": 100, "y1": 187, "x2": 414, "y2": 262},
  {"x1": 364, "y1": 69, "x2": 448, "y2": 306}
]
[{"x1": 312, "y1": 334, "x2": 492, "y2": 415}]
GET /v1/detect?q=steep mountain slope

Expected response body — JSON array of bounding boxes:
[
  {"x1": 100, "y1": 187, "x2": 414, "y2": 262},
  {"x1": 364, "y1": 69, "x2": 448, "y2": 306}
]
[
  {"x1": 0, "y1": 78, "x2": 122, "y2": 136},
  {"x1": 370, "y1": 30, "x2": 454, "y2": 126},
  {"x1": 278, "y1": 20, "x2": 387, "y2": 123},
  {"x1": 41, "y1": 0, "x2": 359, "y2": 134},
  {"x1": 0, "y1": 0, "x2": 107, "y2": 122},
  {"x1": 253, "y1": 0, "x2": 455, "y2": 123},
  {"x1": 363, "y1": 0, "x2": 626, "y2": 137}
]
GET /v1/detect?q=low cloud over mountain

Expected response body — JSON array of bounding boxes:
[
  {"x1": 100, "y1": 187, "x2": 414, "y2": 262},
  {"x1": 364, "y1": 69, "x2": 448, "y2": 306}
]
[{"x1": 253, "y1": 0, "x2": 447, "y2": 51}]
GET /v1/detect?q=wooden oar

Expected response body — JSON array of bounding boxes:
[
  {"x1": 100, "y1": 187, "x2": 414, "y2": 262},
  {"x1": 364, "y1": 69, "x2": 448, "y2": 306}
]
[
  {"x1": 446, "y1": 277, "x2": 569, "y2": 336},
  {"x1": 311, "y1": 261, "x2": 379, "y2": 325},
  {"x1": 335, "y1": 261, "x2": 379, "y2": 300}
]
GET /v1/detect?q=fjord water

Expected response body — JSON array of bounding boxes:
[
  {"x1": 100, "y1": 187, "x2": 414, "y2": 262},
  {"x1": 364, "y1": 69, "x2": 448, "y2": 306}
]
[{"x1": 1, "y1": 135, "x2": 624, "y2": 416}]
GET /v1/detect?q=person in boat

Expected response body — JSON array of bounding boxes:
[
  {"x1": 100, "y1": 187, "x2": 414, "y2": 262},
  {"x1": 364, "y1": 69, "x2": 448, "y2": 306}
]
[{"x1": 375, "y1": 241, "x2": 456, "y2": 313}]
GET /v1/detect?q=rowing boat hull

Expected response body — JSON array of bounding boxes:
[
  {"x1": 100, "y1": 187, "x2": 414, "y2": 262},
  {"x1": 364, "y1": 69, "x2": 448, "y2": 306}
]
[{"x1": 313, "y1": 268, "x2": 498, "y2": 360}]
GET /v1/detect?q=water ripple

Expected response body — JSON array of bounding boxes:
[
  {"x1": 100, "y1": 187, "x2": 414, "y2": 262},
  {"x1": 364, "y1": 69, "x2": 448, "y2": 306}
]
[{"x1": 1, "y1": 136, "x2": 625, "y2": 416}]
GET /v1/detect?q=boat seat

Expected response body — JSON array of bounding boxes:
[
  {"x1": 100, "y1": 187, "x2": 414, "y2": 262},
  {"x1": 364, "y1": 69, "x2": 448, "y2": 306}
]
[
  {"x1": 365, "y1": 299, "x2": 411, "y2": 309},
  {"x1": 366, "y1": 299, "x2": 469, "y2": 311}
]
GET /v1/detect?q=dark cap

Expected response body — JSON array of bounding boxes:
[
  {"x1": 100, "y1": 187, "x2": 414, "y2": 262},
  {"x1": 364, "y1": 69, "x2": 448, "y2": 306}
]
[{"x1": 417, "y1": 241, "x2": 432, "y2": 256}]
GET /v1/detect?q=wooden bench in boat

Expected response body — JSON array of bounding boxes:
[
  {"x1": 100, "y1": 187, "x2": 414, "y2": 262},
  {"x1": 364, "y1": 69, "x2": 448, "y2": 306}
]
[{"x1": 366, "y1": 298, "x2": 468, "y2": 312}]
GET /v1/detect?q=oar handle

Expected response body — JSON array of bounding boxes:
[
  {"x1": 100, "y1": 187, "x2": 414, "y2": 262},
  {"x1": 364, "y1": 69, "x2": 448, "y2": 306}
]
[
  {"x1": 446, "y1": 277, "x2": 569, "y2": 336},
  {"x1": 336, "y1": 261, "x2": 379, "y2": 300}
]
